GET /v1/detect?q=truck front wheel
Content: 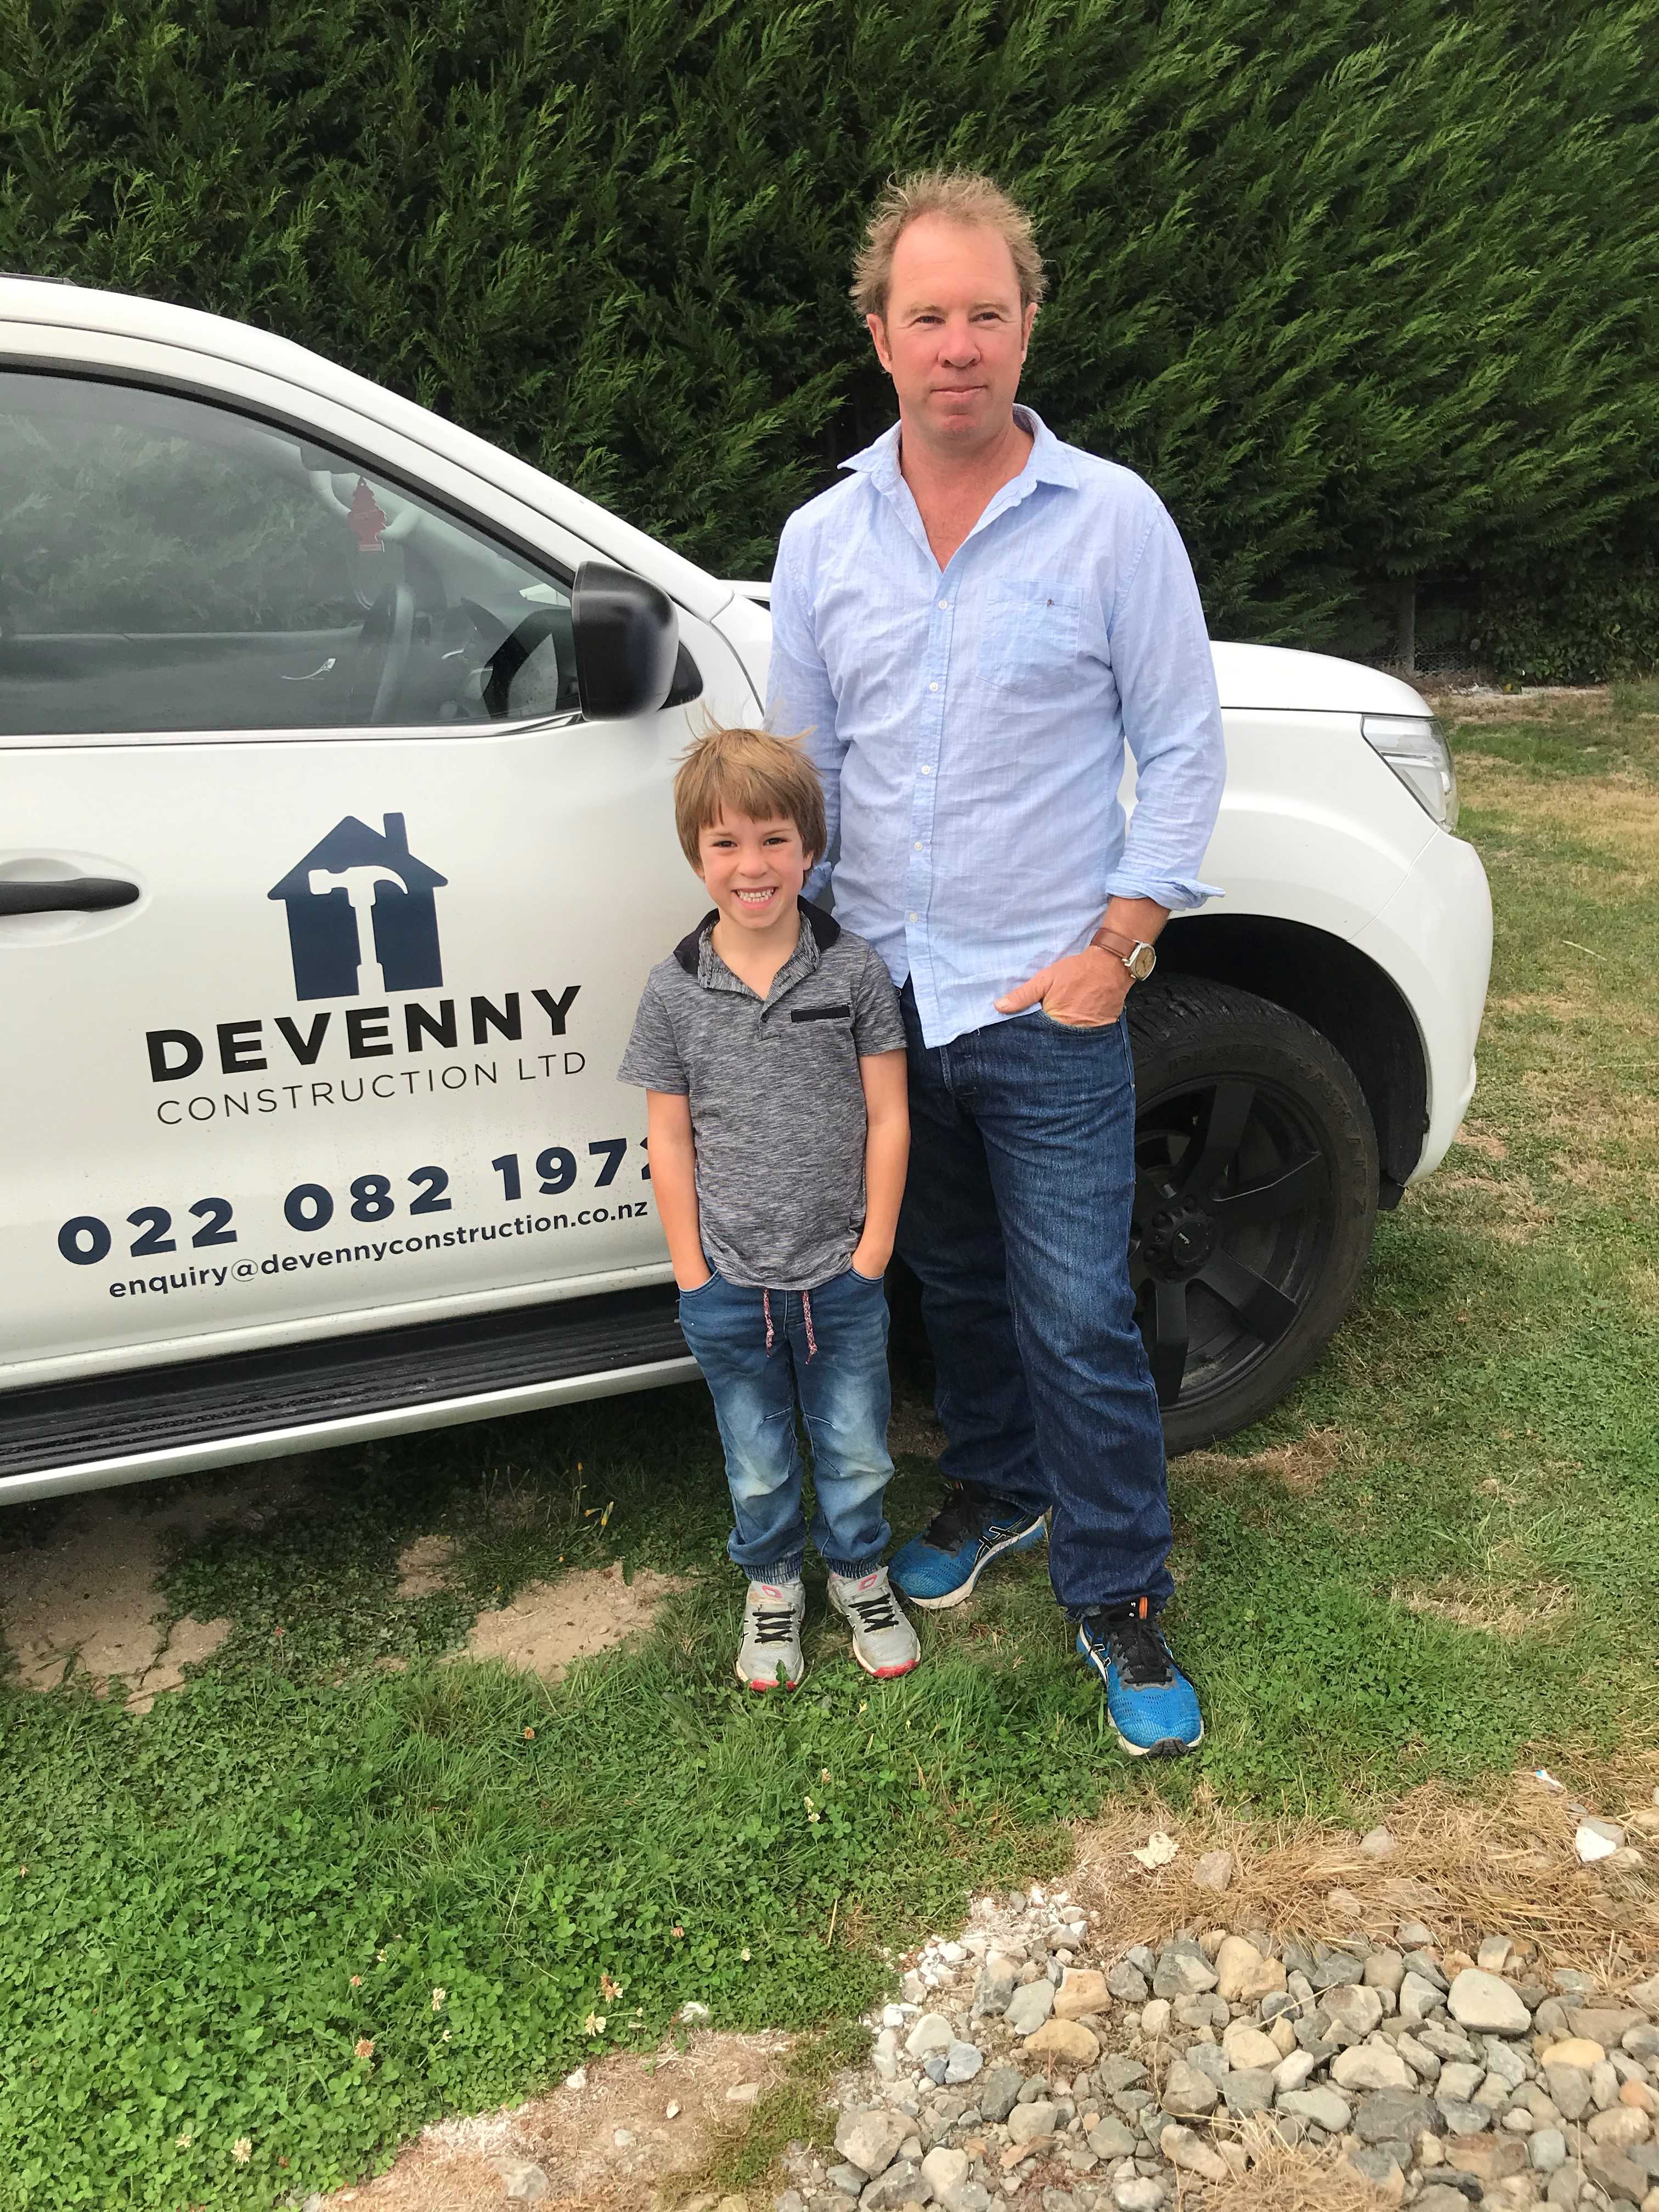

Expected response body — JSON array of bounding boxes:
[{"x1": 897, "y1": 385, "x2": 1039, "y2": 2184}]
[{"x1": 1126, "y1": 978, "x2": 1380, "y2": 1454}]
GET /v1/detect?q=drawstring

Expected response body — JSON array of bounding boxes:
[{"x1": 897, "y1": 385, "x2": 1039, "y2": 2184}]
[{"x1": 760, "y1": 1288, "x2": 816, "y2": 1361}]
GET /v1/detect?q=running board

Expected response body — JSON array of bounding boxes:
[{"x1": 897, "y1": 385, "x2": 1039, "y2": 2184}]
[{"x1": 0, "y1": 1285, "x2": 691, "y2": 1502}]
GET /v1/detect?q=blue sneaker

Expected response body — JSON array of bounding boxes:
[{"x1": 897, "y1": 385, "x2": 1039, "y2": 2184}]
[
  {"x1": 889, "y1": 1485, "x2": 1047, "y2": 1610},
  {"x1": 1076, "y1": 1600, "x2": 1203, "y2": 1757}
]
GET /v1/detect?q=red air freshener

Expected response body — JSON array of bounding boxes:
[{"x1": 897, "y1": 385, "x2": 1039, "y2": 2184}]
[{"x1": 347, "y1": 477, "x2": 388, "y2": 552}]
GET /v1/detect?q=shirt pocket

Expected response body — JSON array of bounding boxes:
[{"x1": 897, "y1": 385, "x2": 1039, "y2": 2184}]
[{"x1": 976, "y1": 581, "x2": 1085, "y2": 696}]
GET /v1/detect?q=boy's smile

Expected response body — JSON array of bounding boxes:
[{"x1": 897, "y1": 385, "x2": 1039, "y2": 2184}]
[{"x1": 697, "y1": 810, "x2": 812, "y2": 946}]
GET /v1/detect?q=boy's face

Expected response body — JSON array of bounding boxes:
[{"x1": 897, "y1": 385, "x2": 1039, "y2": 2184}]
[{"x1": 695, "y1": 810, "x2": 812, "y2": 933}]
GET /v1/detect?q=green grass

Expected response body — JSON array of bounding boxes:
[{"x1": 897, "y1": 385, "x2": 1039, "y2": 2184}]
[{"x1": 3, "y1": 687, "x2": 1657, "y2": 2205}]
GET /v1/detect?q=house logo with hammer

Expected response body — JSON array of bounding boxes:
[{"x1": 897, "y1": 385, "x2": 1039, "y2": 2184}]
[{"x1": 268, "y1": 814, "x2": 448, "y2": 1001}]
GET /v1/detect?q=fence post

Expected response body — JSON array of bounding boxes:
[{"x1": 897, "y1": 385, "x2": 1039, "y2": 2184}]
[{"x1": 1395, "y1": 578, "x2": 1417, "y2": 673}]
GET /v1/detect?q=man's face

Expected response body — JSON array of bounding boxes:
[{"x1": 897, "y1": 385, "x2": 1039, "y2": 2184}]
[{"x1": 867, "y1": 213, "x2": 1037, "y2": 450}]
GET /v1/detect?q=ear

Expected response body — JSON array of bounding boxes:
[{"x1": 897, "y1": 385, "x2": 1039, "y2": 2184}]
[
  {"x1": 1019, "y1": 302, "x2": 1039, "y2": 362},
  {"x1": 865, "y1": 312, "x2": 894, "y2": 376}
]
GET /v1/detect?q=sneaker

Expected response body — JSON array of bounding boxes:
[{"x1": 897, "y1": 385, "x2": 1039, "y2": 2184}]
[
  {"x1": 735, "y1": 1579, "x2": 806, "y2": 1691},
  {"x1": 1076, "y1": 1599, "x2": 1203, "y2": 1757},
  {"x1": 828, "y1": 1567, "x2": 920, "y2": 1679},
  {"x1": 888, "y1": 1485, "x2": 1047, "y2": 1610}
]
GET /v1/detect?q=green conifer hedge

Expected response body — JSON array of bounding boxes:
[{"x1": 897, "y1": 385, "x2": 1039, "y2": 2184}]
[{"x1": 3, "y1": 0, "x2": 1656, "y2": 672}]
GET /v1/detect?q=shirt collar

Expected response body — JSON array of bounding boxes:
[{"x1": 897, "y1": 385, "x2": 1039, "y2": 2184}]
[
  {"x1": 672, "y1": 898, "x2": 841, "y2": 985},
  {"x1": 840, "y1": 404, "x2": 1079, "y2": 496}
]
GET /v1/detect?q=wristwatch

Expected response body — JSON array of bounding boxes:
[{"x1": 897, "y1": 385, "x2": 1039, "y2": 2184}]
[{"x1": 1089, "y1": 924, "x2": 1158, "y2": 982}]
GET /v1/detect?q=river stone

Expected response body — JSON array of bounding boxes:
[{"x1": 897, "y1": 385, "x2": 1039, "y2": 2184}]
[
  {"x1": 1110, "y1": 2182, "x2": 1164, "y2": 2212},
  {"x1": 1159, "y1": 2126, "x2": 1228, "y2": 2181},
  {"x1": 1582, "y1": 2144, "x2": 1650, "y2": 2203},
  {"x1": 907, "y1": 2013, "x2": 955, "y2": 2058},
  {"x1": 919, "y1": 2148, "x2": 970, "y2": 2208},
  {"x1": 1401, "y1": 1973, "x2": 1447, "y2": 2024},
  {"x1": 1332, "y1": 2041, "x2": 1413, "y2": 2091},
  {"x1": 1278, "y1": 2085, "x2": 1353, "y2": 2131},
  {"x1": 1529, "y1": 2127, "x2": 1570, "y2": 2171},
  {"x1": 1161, "y1": 2060, "x2": 1218, "y2": 2118},
  {"x1": 859, "y1": 2159, "x2": 931, "y2": 2211},
  {"x1": 973, "y1": 1955, "x2": 1018, "y2": 2017},
  {"x1": 1274, "y1": 2050, "x2": 1319, "y2": 2095},
  {"x1": 836, "y1": 2109, "x2": 913, "y2": 2179},
  {"x1": 1308, "y1": 1950, "x2": 1366, "y2": 1992},
  {"x1": 1193, "y1": 1849, "x2": 1234, "y2": 1892},
  {"x1": 1087, "y1": 2118, "x2": 1138, "y2": 2159},
  {"x1": 1365, "y1": 1950, "x2": 1408, "y2": 1996},
  {"x1": 1026, "y1": 2018, "x2": 1100, "y2": 2067},
  {"x1": 1214, "y1": 1936, "x2": 1266, "y2": 2002},
  {"x1": 1221, "y1": 2068, "x2": 1276, "y2": 2119},
  {"x1": 978, "y1": 2066, "x2": 1022, "y2": 2124},
  {"x1": 1006, "y1": 1981, "x2": 1055, "y2": 2035},
  {"x1": 1222, "y1": 2021, "x2": 1283, "y2": 2072},
  {"x1": 1323, "y1": 1984, "x2": 1386, "y2": 2041},
  {"x1": 1008, "y1": 2101, "x2": 1057, "y2": 2146},
  {"x1": 1185, "y1": 2042, "x2": 1230, "y2": 2089},
  {"x1": 1355, "y1": 2091, "x2": 1437, "y2": 2145},
  {"x1": 1438, "y1": 2063, "x2": 1486, "y2": 2104},
  {"x1": 1437, "y1": 2100, "x2": 1493, "y2": 2136},
  {"x1": 944, "y1": 2042, "x2": 983, "y2": 2084},
  {"x1": 1107, "y1": 1959, "x2": 1149, "y2": 2004},
  {"x1": 1446, "y1": 2135, "x2": 1527, "y2": 2181},
  {"x1": 1544, "y1": 2064, "x2": 1593, "y2": 2120},
  {"x1": 1448, "y1": 1970, "x2": 1532, "y2": 2036},
  {"x1": 1152, "y1": 1948, "x2": 1218, "y2": 2000},
  {"x1": 1588, "y1": 2104, "x2": 1652, "y2": 2147},
  {"x1": 1098, "y1": 2056, "x2": 1149, "y2": 2095},
  {"x1": 1054, "y1": 1970, "x2": 1111, "y2": 2021},
  {"x1": 1571, "y1": 2007, "x2": 1646, "y2": 2045}
]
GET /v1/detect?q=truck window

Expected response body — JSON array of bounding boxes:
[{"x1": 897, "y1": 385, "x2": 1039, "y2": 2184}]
[{"x1": 0, "y1": 370, "x2": 577, "y2": 739}]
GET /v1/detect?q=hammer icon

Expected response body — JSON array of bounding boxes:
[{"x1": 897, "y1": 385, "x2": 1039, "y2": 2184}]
[{"x1": 307, "y1": 864, "x2": 406, "y2": 997}]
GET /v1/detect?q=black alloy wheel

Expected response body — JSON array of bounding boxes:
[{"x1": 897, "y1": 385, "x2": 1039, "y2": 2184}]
[{"x1": 1125, "y1": 979, "x2": 1380, "y2": 1454}]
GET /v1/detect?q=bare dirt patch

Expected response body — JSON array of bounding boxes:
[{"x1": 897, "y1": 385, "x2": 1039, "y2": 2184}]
[
  {"x1": 394, "y1": 1533, "x2": 458, "y2": 1598},
  {"x1": 1437, "y1": 687, "x2": 1614, "y2": 725},
  {"x1": 0, "y1": 1462, "x2": 312, "y2": 1709},
  {"x1": 1453, "y1": 1120, "x2": 1509, "y2": 1160},
  {"x1": 888, "y1": 1378, "x2": 945, "y2": 1460},
  {"x1": 455, "y1": 1561, "x2": 690, "y2": 1680},
  {"x1": 315, "y1": 2029, "x2": 790, "y2": 2210}
]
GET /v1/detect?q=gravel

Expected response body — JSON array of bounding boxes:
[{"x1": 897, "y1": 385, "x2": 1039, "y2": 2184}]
[{"x1": 772, "y1": 1880, "x2": 1659, "y2": 2212}]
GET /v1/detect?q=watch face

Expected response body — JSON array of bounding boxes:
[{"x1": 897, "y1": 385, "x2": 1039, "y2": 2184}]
[{"x1": 1128, "y1": 943, "x2": 1158, "y2": 980}]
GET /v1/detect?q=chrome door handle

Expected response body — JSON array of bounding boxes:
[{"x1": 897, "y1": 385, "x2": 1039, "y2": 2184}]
[{"x1": 0, "y1": 877, "x2": 140, "y2": 915}]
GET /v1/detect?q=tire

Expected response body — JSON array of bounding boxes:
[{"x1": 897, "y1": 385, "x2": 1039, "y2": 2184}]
[{"x1": 1125, "y1": 978, "x2": 1379, "y2": 1455}]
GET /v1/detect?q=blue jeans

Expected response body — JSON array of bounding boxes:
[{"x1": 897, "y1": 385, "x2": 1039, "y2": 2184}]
[
  {"x1": 676, "y1": 1264, "x2": 895, "y2": 1581},
  {"x1": 896, "y1": 980, "x2": 1173, "y2": 1613}
]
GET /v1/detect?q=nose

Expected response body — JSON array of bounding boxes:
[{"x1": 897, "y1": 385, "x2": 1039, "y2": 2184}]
[{"x1": 939, "y1": 314, "x2": 981, "y2": 363}]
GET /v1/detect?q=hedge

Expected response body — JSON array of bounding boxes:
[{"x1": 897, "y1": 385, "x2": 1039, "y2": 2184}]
[{"x1": 3, "y1": 0, "x2": 1657, "y2": 660}]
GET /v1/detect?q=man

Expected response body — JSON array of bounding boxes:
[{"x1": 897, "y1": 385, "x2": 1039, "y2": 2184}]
[{"x1": 765, "y1": 170, "x2": 1224, "y2": 1755}]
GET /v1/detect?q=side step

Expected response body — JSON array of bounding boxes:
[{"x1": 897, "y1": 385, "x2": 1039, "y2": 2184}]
[{"x1": 0, "y1": 1284, "x2": 689, "y2": 1489}]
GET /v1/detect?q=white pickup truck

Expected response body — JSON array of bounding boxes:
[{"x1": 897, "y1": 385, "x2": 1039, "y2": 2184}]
[{"x1": 0, "y1": 277, "x2": 1492, "y2": 1503}]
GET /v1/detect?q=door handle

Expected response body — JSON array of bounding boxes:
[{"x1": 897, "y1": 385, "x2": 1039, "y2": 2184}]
[{"x1": 0, "y1": 877, "x2": 140, "y2": 915}]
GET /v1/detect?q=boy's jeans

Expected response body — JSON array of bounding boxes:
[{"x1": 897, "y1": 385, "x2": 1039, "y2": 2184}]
[
  {"x1": 676, "y1": 1265, "x2": 895, "y2": 1581},
  {"x1": 896, "y1": 980, "x2": 1173, "y2": 1614}
]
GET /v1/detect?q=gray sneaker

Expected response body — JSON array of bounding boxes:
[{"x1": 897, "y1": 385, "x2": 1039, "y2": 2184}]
[
  {"x1": 736, "y1": 1579, "x2": 806, "y2": 1692},
  {"x1": 828, "y1": 1567, "x2": 920, "y2": 1680}
]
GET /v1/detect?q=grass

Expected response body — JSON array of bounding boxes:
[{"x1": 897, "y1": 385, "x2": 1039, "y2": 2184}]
[{"x1": 2, "y1": 685, "x2": 1657, "y2": 2205}]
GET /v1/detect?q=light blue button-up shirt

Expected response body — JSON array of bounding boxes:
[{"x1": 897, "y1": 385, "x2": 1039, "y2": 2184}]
[{"x1": 766, "y1": 407, "x2": 1226, "y2": 1049}]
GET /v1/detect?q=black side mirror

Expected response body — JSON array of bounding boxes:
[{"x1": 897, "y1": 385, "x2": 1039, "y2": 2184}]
[{"x1": 571, "y1": 560, "x2": 680, "y2": 720}]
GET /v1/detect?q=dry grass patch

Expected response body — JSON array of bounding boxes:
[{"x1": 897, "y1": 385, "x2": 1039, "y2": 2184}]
[
  {"x1": 1208, "y1": 2121, "x2": 1390, "y2": 2211},
  {"x1": 1458, "y1": 755, "x2": 1659, "y2": 866},
  {"x1": 1437, "y1": 687, "x2": 1615, "y2": 726},
  {"x1": 1452, "y1": 1121, "x2": 1509, "y2": 1160},
  {"x1": 1391, "y1": 1575, "x2": 1576, "y2": 1640},
  {"x1": 1068, "y1": 1764, "x2": 1659, "y2": 1976},
  {"x1": 1180, "y1": 1425, "x2": 1347, "y2": 1493}
]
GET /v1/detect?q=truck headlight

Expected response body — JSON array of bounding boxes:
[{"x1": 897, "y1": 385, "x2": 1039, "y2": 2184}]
[{"x1": 1362, "y1": 714, "x2": 1459, "y2": 831}]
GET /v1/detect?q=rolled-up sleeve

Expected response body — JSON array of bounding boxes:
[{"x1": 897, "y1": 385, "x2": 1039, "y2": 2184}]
[
  {"x1": 766, "y1": 514, "x2": 845, "y2": 900},
  {"x1": 1103, "y1": 500, "x2": 1226, "y2": 910}
]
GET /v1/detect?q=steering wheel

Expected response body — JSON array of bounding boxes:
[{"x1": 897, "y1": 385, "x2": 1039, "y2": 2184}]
[{"x1": 360, "y1": 579, "x2": 416, "y2": 725}]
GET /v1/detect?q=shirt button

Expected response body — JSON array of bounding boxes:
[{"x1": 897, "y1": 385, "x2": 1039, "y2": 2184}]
[
  {"x1": 919, "y1": 765, "x2": 931, "y2": 775},
  {"x1": 938, "y1": 599, "x2": 950, "y2": 610},
  {"x1": 907, "y1": 912, "x2": 918, "y2": 922},
  {"x1": 928, "y1": 681, "x2": 938, "y2": 693},
  {"x1": 913, "y1": 841, "x2": 922, "y2": 851}
]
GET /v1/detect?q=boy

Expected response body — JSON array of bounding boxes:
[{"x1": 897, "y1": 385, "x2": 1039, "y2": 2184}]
[{"x1": 618, "y1": 725, "x2": 917, "y2": 1690}]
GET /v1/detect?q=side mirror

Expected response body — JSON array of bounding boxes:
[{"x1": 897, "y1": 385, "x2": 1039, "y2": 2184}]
[{"x1": 571, "y1": 560, "x2": 679, "y2": 720}]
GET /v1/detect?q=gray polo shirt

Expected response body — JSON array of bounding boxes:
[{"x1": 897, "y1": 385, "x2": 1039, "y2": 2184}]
[{"x1": 618, "y1": 901, "x2": 906, "y2": 1290}]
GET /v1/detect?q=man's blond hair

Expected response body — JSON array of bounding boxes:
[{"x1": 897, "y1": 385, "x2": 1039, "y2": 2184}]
[
  {"x1": 673, "y1": 725, "x2": 827, "y2": 871},
  {"x1": 851, "y1": 168, "x2": 1047, "y2": 321}
]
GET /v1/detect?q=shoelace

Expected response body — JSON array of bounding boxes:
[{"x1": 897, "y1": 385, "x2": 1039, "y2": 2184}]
[
  {"x1": 922, "y1": 1483, "x2": 979, "y2": 1551},
  {"x1": 847, "y1": 1584, "x2": 899, "y2": 1632},
  {"x1": 748, "y1": 1605, "x2": 797, "y2": 1646},
  {"x1": 1093, "y1": 1609, "x2": 1174, "y2": 1689}
]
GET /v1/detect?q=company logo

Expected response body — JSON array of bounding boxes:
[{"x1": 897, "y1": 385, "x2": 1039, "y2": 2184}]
[{"x1": 268, "y1": 813, "x2": 447, "y2": 1001}]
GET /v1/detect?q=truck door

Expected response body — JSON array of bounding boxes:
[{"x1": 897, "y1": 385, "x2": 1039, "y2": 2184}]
[{"x1": 0, "y1": 366, "x2": 731, "y2": 1384}]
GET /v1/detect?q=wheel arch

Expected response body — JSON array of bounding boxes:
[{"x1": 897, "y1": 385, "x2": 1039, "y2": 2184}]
[{"x1": 1154, "y1": 915, "x2": 1427, "y2": 1206}]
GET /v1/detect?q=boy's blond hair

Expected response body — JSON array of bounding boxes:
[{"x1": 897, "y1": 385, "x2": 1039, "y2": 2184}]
[
  {"x1": 673, "y1": 725, "x2": 828, "y2": 871},
  {"x1": 850, "y1": 168, "x2": 1047, "y2": 322}
]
